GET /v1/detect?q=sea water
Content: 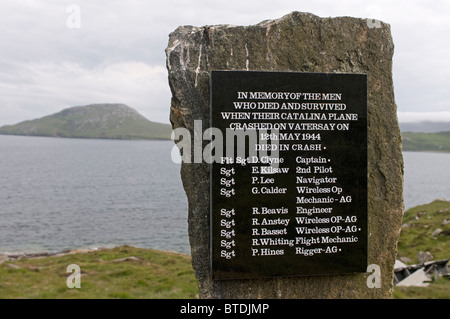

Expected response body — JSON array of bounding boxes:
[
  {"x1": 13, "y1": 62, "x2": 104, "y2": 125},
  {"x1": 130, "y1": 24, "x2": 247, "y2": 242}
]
[
  {"x1": 0, "y1": 135, "x2": 189, "y2": 254},
  {"x1": 0, "y1": 135, "x2": 448, "y2": 254}
]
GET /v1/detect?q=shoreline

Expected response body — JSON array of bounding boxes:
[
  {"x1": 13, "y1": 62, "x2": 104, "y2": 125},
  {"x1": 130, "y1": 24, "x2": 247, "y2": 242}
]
[
  {"x1": 0, "y1": 245, "x2": 190, "y2": 264},
  {"x1": 1, "y1": 247, "x2": 102, "y2": 262},
  {"x1": 2, "y1": 199, "x2": 447, "y2": 263}
]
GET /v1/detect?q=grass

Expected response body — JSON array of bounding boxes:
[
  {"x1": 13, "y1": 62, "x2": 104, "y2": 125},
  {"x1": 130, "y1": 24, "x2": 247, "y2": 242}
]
[
  {"x1": 402, "y1": 131, "x2": 450, "y2": 152},
  {"x1": 394, "y1": 199, "x2": 450, "y2": 299},
  {"x1": 393, "y1": 277, "x2": 450, "y2": 299},
  {"x1": 0, "y1": 246, "x2": 198, "y2": 299},
  {"x1": 396, "y1": 200, "x2": 450, "y2": 263}
]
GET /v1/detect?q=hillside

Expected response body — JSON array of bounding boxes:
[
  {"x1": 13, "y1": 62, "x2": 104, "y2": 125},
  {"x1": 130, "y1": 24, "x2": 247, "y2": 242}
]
[
  {"x1": 0, "y1": 104, "x2": 172, "y2": 140},
  {"x1": 402, "y1": 131, "x2": 450, "y2": 152},
  {"x1": 400, "y1": 121, "x2": 450, "y2": 133},
  {"x1": 394, "y1": 200, "x2": 449, "y2": 299},
  {"x1": 397, "y1": 199, "x2": 450, "y2": 264}
]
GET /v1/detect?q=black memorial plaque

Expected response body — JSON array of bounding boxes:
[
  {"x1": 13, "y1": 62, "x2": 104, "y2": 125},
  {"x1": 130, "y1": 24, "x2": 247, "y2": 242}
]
[{"x1": 210, "y1": 71, "x2": 367, "y2": 280}]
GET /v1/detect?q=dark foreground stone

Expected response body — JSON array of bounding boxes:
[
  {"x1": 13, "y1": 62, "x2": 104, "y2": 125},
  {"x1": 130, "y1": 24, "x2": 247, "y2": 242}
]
[{"x1": 166, "y1": 11, "x2": 403, "y2": 298}]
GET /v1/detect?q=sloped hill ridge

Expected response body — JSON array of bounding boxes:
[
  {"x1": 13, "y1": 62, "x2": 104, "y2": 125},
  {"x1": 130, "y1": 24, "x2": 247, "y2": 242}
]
[{"x1": 0, "y1": 104, "x2": 172, "y2": 140}]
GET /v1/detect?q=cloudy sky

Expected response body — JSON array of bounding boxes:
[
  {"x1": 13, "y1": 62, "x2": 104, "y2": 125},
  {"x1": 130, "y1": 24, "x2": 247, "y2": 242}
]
[{"x1": 0, "y1": 0, "x2": 449, "y2": 126}]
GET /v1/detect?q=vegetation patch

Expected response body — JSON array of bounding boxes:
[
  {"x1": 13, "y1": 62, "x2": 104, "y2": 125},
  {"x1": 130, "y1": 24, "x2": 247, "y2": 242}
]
[
  {"x1": 0, "y1": 246, "x2": 198, "y2": 299},
  {"x1": 397, "y1": 200, "x2": 450, "y2": 263},
  {"x1": 402, "y1": 131, "x2": 450, "y2": 152},
  {"x1": 394, "y1": 200, "x2": 450, "y2": 299},
  {"x1": 0, "y1": 104, "x2": 172, "y2": 140}
]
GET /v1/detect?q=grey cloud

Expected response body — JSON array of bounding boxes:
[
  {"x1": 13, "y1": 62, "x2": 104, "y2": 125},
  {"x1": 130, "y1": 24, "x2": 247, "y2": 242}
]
[{"x1": 0, "y1": 0, "x2": 449, "y2": 125}]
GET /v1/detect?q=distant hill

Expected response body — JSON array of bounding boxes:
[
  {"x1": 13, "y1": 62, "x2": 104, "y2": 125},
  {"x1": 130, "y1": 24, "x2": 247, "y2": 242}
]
[
  {"x1": 0, "y1": 104, "x2": 172, "y2": 140},
  {"x1": 398, "y1": 121, "x2": 450, "y2": 152},
  {"x1": 402, "y1": 131, "x2": 450, "y2": 152},
  {"x1": 400, "y1": 121, "x2": 450, "y2": 133}
]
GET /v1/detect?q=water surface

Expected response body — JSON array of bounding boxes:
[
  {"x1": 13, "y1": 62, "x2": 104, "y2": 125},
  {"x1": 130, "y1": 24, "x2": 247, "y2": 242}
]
[
  {"x1": 0, "y1": 135, "x2": 189, "y2": 254},
  {"x1": 1, "y1": 135, "x2": 448, "y2": 254}
]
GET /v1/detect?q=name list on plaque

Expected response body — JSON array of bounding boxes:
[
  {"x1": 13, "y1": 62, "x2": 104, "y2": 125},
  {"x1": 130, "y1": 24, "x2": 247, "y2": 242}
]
[{"x1": 210, "y1": 71, "x2": 367, "y2": 280}]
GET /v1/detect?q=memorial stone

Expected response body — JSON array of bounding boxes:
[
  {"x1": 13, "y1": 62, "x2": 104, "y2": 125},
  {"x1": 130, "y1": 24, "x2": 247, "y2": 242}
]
[{"x1": 166, "y1": 11, "x2": 403, "y2": 298}]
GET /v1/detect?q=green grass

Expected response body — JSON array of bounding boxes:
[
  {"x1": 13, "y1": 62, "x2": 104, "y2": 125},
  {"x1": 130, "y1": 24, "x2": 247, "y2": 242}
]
[
  {"x1": 393, "y1": 277, "x2": 450, "y2": 299},
  {"x1": 396, "y1": 200, "x2": 450, "y2": 263},
  {"x1": 393, "y1": 200, "x2": 450, "y2": 299},
  {"x1": 402, "y1": 131, "x2": 450, "y2": 152},
  {"x1": 0, "y1": 246, "x2": 198, "y2": 299}
]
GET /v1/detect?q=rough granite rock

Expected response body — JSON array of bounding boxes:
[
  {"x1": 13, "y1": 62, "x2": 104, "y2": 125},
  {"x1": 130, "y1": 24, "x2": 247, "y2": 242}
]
[{"x1": 166, "y1": 11, "x2": 404, "y2": 299}]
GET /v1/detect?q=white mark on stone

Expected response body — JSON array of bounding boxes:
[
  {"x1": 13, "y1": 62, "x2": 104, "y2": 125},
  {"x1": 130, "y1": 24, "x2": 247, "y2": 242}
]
[
  {"x1": 166, "y1": 39, "x2": 180, "y2": 55},
  {"x1": 245, "y1": 43, "x2": 249, "y2": 71},
  {"x1": 188, "y1": 47, "x2": 192, "y2": 66},
  {"x1": 195, "y1": 44, "x2": 203, "y2": 87},
  {"x1": 166, "y1": 39, "x2": 180, "y2": 72},
  {"x1": 265, "y1": 24, "x2": 271, "y2": 37},
  {"x1": 227, "y1": 47, "x2": 233, "y2": 68},
  {"x1": 366, "y1": 18, "x2": 381, "y2": 29}
]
